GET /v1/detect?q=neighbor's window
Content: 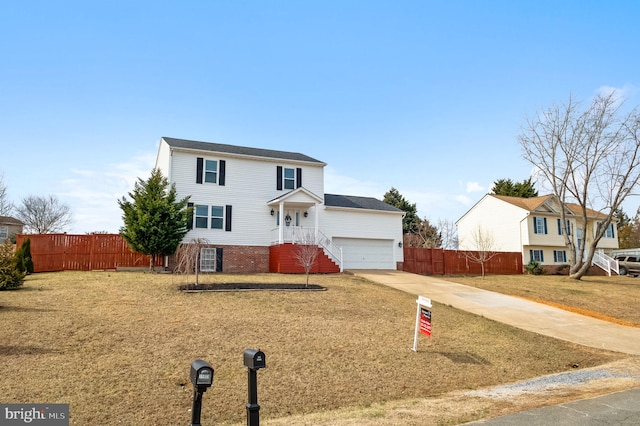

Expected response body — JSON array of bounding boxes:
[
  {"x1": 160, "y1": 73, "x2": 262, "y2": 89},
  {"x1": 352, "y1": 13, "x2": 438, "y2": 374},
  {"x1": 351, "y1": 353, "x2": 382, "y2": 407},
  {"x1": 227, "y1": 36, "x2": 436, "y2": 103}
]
[
  {"x1": 210, "y1": 206, "x2": 224, "y2": 229},
  {"x1": 200, "y1": 248, "x2": 216, "y2": 272},
  {"x1": 553, "y1": 250, "x2": 567, "y2": 263},
  {"x1": 605, "y1": 223, "x2": 615, "y2": 238},
  {"x1": 205, "y1": 160, "x2": 217, "y2": 183},
  {"x1": 195, "y1": 205, "x2": 209, "y2": 228},
  {"x1": 284, "y1": 168, "x2": 295, "y2": 190},
  {"x1": 533, "y1": 217, "x2": 547, "y2": 234},
  {"x1": 530, "y1": 249, "x2": 544, "y2": 262},
  {"x1": 0, "y1": 226, "x2": 7, "y2": 242},
  {"x1": 557, "y1": 219, "x2": 571, "y2": 235}
]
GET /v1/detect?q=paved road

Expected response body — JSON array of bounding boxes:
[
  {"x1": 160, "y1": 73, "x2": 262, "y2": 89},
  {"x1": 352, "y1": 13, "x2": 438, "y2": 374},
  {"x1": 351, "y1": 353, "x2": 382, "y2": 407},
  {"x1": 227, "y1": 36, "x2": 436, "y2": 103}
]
[
  {"x1": 349, "y1": 270, "x2": 640, "y2": 425},
  {"x1": 470, "y1": 388, "x2": 640, "y2": 425}
]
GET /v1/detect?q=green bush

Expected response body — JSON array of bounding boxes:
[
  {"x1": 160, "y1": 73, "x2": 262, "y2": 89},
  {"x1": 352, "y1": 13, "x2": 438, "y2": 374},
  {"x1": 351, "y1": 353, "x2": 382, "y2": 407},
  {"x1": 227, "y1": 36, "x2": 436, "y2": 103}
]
[
  {"x1": 15, "y1": 237, "x2": 34, "y2": 274},
  {"x1": 525, "y1": 260, "x2": 544, "y2": 275},
  {"x1": 0, "y1": 240, "x2": 26, "y2": 290}
]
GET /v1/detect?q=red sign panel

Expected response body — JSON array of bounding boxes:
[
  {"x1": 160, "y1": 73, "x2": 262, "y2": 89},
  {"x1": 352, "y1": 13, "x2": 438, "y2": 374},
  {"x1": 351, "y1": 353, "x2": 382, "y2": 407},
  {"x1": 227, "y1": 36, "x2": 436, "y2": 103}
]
[{"x1": 420, "y1": 308, "x2": 432, "y2": 337}]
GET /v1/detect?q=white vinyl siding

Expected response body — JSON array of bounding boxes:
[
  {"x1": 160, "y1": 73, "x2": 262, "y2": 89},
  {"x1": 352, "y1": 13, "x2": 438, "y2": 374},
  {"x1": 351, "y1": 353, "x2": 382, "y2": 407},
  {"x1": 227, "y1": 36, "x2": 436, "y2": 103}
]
[{"x1": 163, "y1": 140, "x2": 325, "y2": 246}]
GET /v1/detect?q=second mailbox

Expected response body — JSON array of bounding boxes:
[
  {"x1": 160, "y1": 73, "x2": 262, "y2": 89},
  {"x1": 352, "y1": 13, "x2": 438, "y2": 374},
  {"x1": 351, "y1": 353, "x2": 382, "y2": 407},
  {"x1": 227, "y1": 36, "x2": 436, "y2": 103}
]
[
  {"x1": 243, "y1": 348, "x2": 266, "y2": 370},
  {"x1": 190, "y1": 359, "x2": 214, "y2": 389}
]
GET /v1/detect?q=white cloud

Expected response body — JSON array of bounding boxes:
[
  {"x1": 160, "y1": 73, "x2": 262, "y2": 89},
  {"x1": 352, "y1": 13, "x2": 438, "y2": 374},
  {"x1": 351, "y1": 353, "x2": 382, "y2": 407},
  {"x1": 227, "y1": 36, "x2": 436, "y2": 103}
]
[
  {"x1": 59, "y1": 152, "x2": 156, "y2": 233},
  {"x1": 466, "y1": 181, "x2": 484, "y2": 193},
  {"x1": 323, "y1": 166, "x2": 387, "y2": 197},
  {"x1": 595, "y1": 84, "x2": 638, "y2": 105}
]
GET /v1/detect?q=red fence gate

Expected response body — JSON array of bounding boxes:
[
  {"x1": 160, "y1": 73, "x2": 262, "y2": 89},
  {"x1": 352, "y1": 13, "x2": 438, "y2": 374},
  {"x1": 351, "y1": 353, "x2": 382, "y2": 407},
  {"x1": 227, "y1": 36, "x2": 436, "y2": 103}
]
[
  {"x1": 15, "y1": 234, "x2": 163, "y2": 273},
  {"x1": 403, "y1": 247, "x2": 523, "y2": 275}
]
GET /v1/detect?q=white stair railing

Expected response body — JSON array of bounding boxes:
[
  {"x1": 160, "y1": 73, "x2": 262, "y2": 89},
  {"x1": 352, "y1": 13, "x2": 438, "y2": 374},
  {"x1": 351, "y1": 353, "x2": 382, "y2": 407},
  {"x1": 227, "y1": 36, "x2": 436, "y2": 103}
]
[
  {"x1": 592, "y1": 250, "x2": 618, "y2": 276},
  {"x1": 315, "y1": 229, "x2": 343, "y2": 272}
]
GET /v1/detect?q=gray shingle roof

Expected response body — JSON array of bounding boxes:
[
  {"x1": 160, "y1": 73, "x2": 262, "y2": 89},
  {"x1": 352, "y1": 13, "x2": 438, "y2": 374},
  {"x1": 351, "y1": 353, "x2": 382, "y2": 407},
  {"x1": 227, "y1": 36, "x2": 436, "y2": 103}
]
[
  {"x1": 162, "y1": 137, "x2": 325, "y2": 164},
  {"x1": 324, "y1": 194, "x2": 402, "y2": 212},
  {"x1": 0, "y1": 216, "x2": 24, "y2": 226}
]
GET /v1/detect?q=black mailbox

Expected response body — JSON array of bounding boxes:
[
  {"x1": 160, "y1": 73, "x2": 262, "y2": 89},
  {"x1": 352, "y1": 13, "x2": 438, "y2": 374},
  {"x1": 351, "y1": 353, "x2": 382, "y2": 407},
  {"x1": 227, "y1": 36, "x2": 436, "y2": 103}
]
[
  {"x1": 243, "y1": 348, "x2": 266, "y2": 370},
  {"x1": 190, "y1": 359, "x2": 214, "y2": 388}
]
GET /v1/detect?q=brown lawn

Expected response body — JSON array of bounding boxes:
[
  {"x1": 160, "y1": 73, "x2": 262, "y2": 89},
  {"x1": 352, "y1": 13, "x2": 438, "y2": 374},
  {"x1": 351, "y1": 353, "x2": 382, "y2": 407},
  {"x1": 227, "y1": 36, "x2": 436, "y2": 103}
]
[{"x1": 0, "y1": 271, "x2": 633, "y2": 425}]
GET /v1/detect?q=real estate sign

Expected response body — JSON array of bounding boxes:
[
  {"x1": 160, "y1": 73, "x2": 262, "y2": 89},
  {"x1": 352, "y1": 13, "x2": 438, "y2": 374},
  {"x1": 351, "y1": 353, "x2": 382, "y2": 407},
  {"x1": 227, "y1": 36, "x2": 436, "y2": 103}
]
[{"x1": 412, "y1": 296, "x2": 432, "y2": 351}]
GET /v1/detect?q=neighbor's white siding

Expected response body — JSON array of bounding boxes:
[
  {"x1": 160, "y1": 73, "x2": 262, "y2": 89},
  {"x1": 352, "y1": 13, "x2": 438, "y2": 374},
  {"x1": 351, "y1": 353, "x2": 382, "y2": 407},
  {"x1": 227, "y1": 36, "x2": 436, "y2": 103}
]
[{"x1": 457, "y1": 194, "x2": 526, "y2": 252}]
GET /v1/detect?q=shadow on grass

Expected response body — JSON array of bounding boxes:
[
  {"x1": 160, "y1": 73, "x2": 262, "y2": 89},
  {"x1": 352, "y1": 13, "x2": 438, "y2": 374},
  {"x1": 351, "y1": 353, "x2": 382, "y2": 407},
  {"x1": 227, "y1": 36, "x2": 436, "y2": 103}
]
[
  {"x1": 178, "y1": 283, "x2": 327, "y2": 292},
  {"x1": 0, "y1": 305, "x2": 56, "y2": 313},
  {"x1": 436, "y1": 351, "x2": 491, "y2": 365},
  {"x1": 0, "y1": 345, "x2": 60, "y2": 356}
]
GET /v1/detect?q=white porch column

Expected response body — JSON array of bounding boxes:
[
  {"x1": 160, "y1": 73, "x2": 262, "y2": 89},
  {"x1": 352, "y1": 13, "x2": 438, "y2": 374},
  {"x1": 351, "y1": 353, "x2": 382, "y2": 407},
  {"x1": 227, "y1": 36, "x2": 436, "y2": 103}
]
[
  {"x1": 278, "y1": 202, "x2": 284, "y2": 244},
  {"x1": 314, "y1": 202, "x2": 319, "y2": 242}
]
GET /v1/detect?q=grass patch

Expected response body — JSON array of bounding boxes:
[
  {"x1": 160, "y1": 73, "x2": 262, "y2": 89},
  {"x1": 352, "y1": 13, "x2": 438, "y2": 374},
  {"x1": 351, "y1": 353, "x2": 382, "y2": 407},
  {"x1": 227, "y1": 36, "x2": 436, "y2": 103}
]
[
  {"x1": 449, "y1": 274, "x2": 640, "y2": 326},
  {"x1": 0, "y1": 271, "x2": 627, "y2": 425}
]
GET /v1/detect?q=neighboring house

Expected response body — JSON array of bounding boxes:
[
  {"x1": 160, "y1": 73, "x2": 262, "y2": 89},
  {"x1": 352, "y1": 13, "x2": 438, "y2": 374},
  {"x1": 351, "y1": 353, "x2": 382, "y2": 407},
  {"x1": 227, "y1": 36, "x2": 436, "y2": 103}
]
[
  {"x1": 456, "y1": 194, "x2": 618, "y2": 268},
  {"x1": 0, "y1": 216, "x2": 24, "y2": 243},
  {"x1": 154, "y1": 137, "x2": 404, "y2": 272}
]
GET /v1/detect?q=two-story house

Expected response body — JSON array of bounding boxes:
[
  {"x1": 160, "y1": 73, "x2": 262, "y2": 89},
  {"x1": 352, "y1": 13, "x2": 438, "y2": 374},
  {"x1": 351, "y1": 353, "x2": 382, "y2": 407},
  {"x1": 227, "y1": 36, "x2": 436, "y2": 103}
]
[
  {"x1": 154, "y1": 137, "x2": 404, "y2": 273},
  {"x1": 456, "y1": 194, "x2": 618, "y2": 269}
]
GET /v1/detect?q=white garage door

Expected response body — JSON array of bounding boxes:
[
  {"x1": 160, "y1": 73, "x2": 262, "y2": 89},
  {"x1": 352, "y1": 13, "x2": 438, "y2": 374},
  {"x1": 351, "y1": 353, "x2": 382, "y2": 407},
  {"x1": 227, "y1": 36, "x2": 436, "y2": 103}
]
[{"x1": 333, "y1": 238, "x2": 395, "y2": 270}]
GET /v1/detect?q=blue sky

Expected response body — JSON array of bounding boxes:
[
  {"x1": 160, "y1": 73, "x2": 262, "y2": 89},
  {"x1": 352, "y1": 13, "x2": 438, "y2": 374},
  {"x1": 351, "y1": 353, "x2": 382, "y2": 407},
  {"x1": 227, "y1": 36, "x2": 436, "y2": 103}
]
[{"x1": 2, "y1": 1, "x2": 639, "y2": 233}]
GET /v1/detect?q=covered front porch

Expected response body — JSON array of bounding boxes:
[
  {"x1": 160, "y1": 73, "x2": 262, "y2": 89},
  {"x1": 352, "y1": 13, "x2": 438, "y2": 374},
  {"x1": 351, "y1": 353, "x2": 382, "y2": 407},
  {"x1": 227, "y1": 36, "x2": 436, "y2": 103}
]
[{"x1": 267, "y1": 187, "x2": 342, "y2": 272}]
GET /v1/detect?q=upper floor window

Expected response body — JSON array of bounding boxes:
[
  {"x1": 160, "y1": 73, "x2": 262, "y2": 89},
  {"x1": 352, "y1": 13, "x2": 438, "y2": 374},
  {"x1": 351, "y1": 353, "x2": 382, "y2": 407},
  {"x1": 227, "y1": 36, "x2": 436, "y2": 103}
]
[
  {"x1": 205, "y1": 160, "x2": 217, "y2": 183},
  {"x1": 276, "y1": 166, "x2": 302, "y2": 190},
  {"x1": 533, "y1": 217, "x2": 547, "y2": 234},
  {"x1": 196, "y1": 158, "x2": 226, "y2": 186},
  {"x1": 284, "y1": 168, "x2": 295, "y2": 190},
  {"x1": 605, "y1": 223, "x2": 615, "y2": 238},
  {"x1": 557, "y1": 218, "x2": 571, "y2": 235}
]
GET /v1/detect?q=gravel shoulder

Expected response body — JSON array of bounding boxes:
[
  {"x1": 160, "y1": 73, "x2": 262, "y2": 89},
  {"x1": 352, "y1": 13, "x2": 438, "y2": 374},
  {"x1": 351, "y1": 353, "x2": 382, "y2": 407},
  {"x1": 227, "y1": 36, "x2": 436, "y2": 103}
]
[{"x1": 260, "y1": 357, "x2": 640, "y2": 426}]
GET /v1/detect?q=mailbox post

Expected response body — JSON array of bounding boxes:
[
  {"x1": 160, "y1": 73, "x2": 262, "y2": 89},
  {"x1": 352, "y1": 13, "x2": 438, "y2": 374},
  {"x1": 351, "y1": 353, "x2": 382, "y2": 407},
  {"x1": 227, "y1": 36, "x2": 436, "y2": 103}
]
[
  {"x1": 243, "y1": 348, "x2": 266, "y2": 426},
  {"x1": 190, "y1": 359, "x2": 214, "y2": 426}
]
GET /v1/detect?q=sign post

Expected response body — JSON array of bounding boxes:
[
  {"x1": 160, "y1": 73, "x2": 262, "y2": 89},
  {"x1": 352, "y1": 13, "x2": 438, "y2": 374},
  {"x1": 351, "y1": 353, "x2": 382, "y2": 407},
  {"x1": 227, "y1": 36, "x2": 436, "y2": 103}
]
[{"x1": 412, "y1": 296, "x2": 432, "y2": 352}]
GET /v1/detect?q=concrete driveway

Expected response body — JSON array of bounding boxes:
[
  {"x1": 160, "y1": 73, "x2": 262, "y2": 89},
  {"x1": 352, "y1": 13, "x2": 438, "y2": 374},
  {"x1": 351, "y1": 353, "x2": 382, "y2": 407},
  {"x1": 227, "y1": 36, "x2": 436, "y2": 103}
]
[{"x1": 350, "y1": 270, "x2": 640, "y2": 356}]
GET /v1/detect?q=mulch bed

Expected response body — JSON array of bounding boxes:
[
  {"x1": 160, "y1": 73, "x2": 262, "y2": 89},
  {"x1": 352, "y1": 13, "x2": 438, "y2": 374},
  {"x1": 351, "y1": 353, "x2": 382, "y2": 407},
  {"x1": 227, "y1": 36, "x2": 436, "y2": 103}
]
[{"x1": 178, "y1": 283, "x2": 327, "y2": 292}]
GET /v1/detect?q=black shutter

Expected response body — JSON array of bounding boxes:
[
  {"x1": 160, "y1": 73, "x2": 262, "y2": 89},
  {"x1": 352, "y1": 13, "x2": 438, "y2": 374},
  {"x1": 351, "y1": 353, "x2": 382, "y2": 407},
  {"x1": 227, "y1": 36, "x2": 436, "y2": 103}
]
[
  {"x1": 219, "y1": 160, "x2": 226, "y2": 186},
  {"x1": 215, "y1": 248, "x2": 223, "y2": 272},
  {"x1": 225, "y1": 205, "x2": 232, "y2": 232},
  {"x1": 196, "y1": 158, "x2": 203, "y2": 184},
  {"x1": 187, "y1": 202, "x2": 194, "y2": 230},
  {"x1": 296, "y1": 167, "x2": 302, "y2": 188},
  {"x1": 276, "y1": 166, "x2": 283, "y2": 190}
]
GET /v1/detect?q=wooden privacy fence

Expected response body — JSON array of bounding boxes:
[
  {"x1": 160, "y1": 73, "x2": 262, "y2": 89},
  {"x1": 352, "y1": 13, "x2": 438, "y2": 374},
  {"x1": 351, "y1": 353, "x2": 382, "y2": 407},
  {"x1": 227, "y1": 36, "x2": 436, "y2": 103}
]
[
  {"x1": 15, "y1": 234, "x2": 162, "y2": 273},
  {"x1": 403, "y1": 247, "x2": 523, "y2": 275}
]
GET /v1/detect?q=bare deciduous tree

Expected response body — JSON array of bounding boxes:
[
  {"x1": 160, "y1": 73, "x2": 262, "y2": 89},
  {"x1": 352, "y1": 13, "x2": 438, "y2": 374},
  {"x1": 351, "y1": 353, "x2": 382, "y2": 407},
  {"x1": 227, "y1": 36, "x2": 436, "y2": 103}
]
[
  {"x1": 173, "y1": 238, "x2": 210, "y2": 285},
  {"x1": 293, "y1": 228, "x2": 319, "y2": 287},
  {"x1": 0, "y1": 173, "x2": 14, "y2": 216},
  {"x1": 520, "y1": 91, "x2": 640, "y2": 279},
  {"x1": 16, "y1": 195, "x2": 72, "y2": 234},
  {"x1": 461, "y1": 226, "x2": 500, "y2": 278},
  {"x1": 437, "y1": 218, "x2": 459, "y2": 250}
]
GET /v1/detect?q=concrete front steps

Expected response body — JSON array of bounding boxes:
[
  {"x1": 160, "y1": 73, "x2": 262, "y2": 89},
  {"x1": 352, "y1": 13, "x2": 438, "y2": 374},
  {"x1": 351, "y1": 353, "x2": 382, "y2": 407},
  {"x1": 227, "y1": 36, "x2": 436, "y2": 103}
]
[{"x1": 269, "y1": 243, "x2": 340, "y2": 273}]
